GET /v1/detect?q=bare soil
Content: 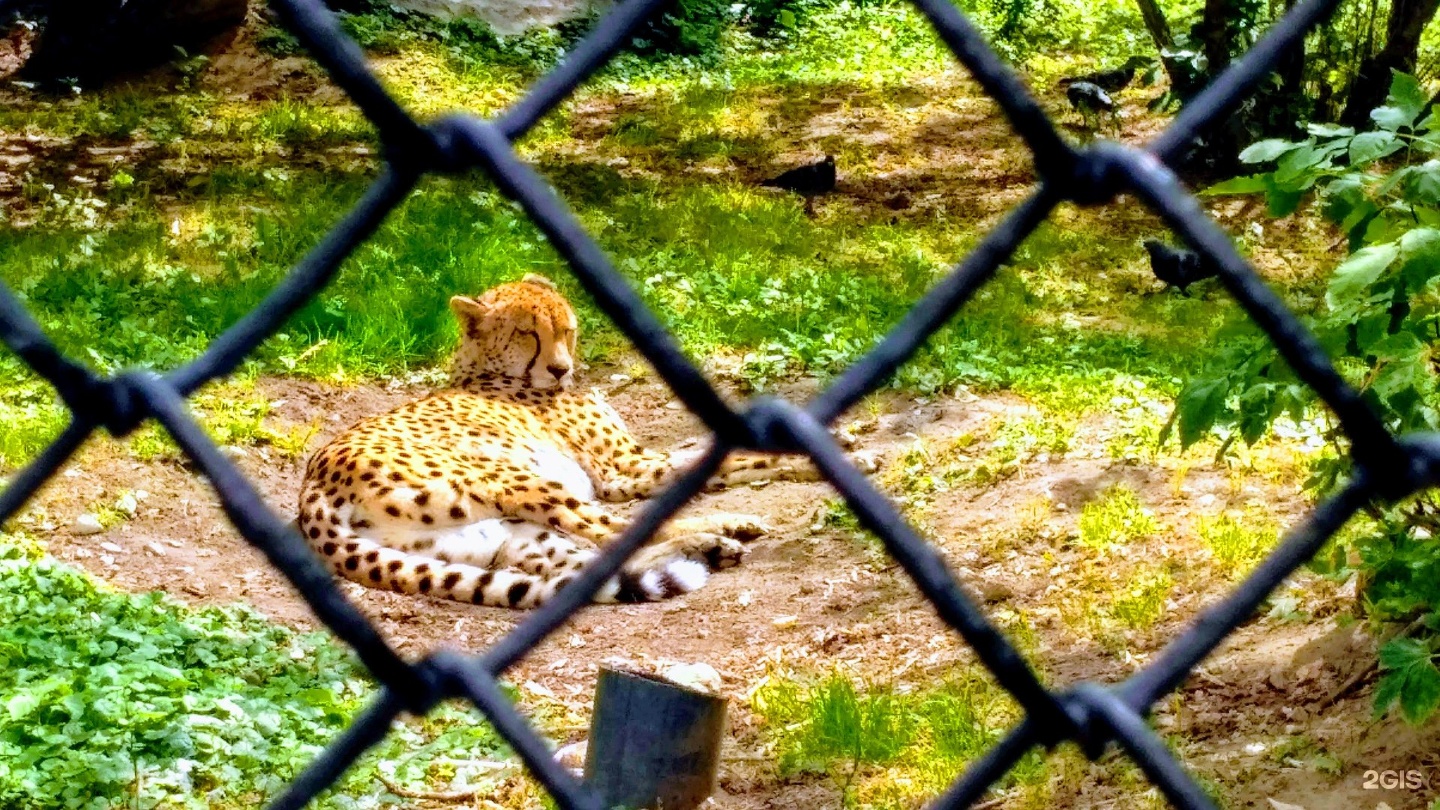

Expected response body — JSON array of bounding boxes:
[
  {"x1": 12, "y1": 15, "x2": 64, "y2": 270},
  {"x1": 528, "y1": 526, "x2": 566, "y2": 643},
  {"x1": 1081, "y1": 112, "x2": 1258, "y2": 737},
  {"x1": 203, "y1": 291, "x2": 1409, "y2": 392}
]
[{"x1": 16, "y1": 367, "x2": 1439, "y2": 810}]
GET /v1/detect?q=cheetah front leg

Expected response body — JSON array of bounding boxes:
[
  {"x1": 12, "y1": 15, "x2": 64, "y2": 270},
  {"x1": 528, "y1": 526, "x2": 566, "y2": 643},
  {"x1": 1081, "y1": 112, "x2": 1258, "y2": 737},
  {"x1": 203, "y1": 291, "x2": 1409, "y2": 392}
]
[
  {"x1": 493, "y1": 479, "x2": 751, "y2": 572},
  {"x1": 552, "y1": 391, "x2": 867, "y2": 501}
]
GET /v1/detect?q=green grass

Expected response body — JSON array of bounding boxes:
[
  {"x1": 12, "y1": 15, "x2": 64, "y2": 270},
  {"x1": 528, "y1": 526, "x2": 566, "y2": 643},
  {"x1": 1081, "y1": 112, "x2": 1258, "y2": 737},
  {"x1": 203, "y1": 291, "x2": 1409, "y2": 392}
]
[
  {"x1": 753, "y1": 668, "x2": 1045, "y2": 806},
  {"x1": 0, "y1": 162, "x2": 1214, "y2": 452},
  {"x1": 0, "y1": 0, "x2": 1240, "y2": 483},
  {"x1": 1109, "y1": 568, "x2": 1173, "y2": 630},
  {"x1": 1077, "y1": 485, "x2": 1160, "y2": 550},
  {"x1": 1197, "y1": 512, "x2": 1277, "y2": 578}
]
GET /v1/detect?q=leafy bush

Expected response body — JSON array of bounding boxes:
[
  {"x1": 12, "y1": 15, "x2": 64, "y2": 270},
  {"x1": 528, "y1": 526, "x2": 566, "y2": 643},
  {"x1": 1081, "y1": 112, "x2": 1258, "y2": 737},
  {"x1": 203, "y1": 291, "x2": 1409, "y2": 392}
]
[
  {"x1": 0, "y1": 555, "x2": 371, "y2": 808},
  {"x1": 1179, "y1": 71, "x2": 1440, "y2": 723}
]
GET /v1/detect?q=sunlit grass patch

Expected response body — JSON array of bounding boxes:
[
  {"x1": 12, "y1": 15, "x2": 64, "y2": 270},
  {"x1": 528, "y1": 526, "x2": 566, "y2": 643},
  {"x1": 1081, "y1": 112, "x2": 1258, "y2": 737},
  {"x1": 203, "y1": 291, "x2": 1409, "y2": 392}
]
[
  {"x1": 123, "y1": 380, "x2": 319, "y2": 464},
  {"x1": 1109, "y1": 567, "x2": 1174, "y2": 630},
  {"x1": 1078, "y1": 485, "x2": 1159, "y2": 550},
  {"x1": 753, "y1": 668, "x2": 1042, "y2": 806},
  {"x1": 0, "y1": 377, "x2": 67, "y2": 472},
  {"x1": 1198, "y1": 512, "x2": 1278, "y2": 579}
]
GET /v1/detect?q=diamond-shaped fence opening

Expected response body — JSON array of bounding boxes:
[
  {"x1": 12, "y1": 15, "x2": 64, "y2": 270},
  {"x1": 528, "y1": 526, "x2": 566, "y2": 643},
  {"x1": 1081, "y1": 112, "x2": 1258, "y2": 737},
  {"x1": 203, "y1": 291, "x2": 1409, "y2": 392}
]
[{"x1": 1, "y1": 0, "x2": 1431, "y2": 808}]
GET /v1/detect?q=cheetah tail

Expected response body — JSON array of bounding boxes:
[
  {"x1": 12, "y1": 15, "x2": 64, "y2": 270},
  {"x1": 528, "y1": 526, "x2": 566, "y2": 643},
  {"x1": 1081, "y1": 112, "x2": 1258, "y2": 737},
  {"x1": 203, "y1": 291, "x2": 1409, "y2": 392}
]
[{"x1": 306, "y1": 525, "x2": 707, "y2": 607}]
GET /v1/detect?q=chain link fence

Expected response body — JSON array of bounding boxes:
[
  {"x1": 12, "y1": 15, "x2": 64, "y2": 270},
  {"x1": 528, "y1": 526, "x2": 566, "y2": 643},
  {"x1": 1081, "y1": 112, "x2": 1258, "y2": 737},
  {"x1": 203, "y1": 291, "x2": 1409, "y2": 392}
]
[{"x1": 1, "y1": 0, "x2": 1421, "y2": 807}]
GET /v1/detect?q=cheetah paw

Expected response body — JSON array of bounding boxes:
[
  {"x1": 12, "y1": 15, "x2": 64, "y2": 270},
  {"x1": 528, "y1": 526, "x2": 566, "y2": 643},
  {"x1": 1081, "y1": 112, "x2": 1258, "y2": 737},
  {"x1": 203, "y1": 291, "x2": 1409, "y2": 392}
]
[
  {"x1": 671, "y1": 513, "x2": 771, "y2": 540},
  {"x1": 700, "y1": 534, "x2": 747, "y2": 570},
  {"x1": 710, "y1": 513, "x2": 772, "y2": 541}
]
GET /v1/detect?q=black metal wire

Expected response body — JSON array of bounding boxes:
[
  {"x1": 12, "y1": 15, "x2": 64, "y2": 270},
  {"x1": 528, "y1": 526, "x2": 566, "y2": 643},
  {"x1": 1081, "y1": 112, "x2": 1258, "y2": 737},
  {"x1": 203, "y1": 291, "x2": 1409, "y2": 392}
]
[{"x1": 0, "y1": 0, "x2": 1417, "y2": 805}]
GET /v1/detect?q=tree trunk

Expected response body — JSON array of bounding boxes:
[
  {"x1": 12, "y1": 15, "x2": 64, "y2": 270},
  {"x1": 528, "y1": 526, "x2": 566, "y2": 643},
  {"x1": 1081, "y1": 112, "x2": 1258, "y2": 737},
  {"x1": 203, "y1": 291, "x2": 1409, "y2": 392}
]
[
  {"x1": 23, "y1": 0, "x2": 247, "y2": 83},
  {"x1": 1196, "y1": 0, "x2": 1237, "y2": 75},
  {"x1": 1275, "y1": 0, "x2": 1307, "y2": 112},
  {"x1": 1132, "y1": 0, "x2": 1202, "y2": 96},
  {"x1": 1341, "y1": 0, "x2": 1440, "y2": 126},
  {"x1": 1133, "y1": 0, "x2": 1175, "y2": 53}
]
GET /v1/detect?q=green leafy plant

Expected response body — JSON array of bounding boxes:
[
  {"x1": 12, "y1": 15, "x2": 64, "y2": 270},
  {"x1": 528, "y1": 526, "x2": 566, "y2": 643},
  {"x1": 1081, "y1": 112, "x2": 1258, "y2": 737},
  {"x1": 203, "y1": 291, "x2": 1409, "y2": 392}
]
[
  {"x1": 1180, "y1": 71, "x2": 1440, "y2": 723},
  {"x1": 1375, "y1": 633, "x2": 1440, "y2": 724},
  {"x1": 0, "y1": 547, "x2": 517, "y2": 808},
  {"x1": 0, "y1": 556, "x2": 369, "y2": 808}
]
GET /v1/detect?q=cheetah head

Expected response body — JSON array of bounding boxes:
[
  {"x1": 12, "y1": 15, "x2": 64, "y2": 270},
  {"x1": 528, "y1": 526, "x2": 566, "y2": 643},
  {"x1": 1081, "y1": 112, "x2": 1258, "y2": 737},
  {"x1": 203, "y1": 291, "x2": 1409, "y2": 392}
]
[{"x1": 449, "y1": 274, "x2": 578, "y2": 390}]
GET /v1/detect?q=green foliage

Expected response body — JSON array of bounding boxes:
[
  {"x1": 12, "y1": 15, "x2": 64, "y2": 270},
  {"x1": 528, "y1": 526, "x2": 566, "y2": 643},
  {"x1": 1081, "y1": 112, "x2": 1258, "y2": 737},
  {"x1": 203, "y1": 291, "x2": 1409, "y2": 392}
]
[
  {"x1": 0, "y1": 546, "x2": 516, "y2": 808},
  {"x1": 1185, "y1": 72, "x2": 1440, "y2": 724},
  {"x1": 0, "y1": 555, "x2": 369, "y2": 808},
  {"x1": 1109, "y1": 569, "x2": 1173, "y2": 630},
  {"x1": 1375, "y1": 634, "x2": 1440, "y2": 724},
  {"x1": 1184, "y1": 73, "x2": 1440, "y2": 453}
]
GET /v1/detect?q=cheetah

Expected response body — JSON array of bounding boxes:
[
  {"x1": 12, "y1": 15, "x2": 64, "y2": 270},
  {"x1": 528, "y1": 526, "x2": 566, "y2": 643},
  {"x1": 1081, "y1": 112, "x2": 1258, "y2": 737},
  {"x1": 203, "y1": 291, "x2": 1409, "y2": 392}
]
[{"x1": 297, "y1": 274, "x2": 833, "y2": 609}]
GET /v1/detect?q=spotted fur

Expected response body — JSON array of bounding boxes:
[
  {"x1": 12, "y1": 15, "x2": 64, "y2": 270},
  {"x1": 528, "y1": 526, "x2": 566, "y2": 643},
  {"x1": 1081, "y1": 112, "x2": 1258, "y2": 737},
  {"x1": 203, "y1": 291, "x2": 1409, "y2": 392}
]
[{"x1": 297, "y1": 274, "x2": 828, "y2": 608}]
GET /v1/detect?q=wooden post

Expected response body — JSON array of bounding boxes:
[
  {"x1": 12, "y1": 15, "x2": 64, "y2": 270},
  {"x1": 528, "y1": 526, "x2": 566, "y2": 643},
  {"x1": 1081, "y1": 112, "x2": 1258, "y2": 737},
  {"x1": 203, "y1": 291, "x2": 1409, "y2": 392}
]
[{"x1": 584, "y1": 666, "x2": 727, "y2": 810}]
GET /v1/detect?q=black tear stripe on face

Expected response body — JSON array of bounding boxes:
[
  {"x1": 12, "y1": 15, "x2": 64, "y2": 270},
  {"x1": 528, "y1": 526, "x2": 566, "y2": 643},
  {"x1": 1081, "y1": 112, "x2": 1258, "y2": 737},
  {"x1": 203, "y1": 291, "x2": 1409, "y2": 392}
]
[
  {"x1": 0, "y1": 0, "x2": 1390, "y2": 807},
  {"x1": 516, "y1": 328, "x2": 542, "y2": 378}
]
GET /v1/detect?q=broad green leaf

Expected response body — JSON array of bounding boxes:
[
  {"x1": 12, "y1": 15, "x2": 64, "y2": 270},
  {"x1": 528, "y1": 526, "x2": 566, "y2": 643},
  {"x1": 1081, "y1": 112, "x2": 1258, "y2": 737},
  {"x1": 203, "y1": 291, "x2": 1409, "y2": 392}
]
[
  {"x1": 1399, "y1": 227, "x2": 1440, "y2": 259},
  {"x1": 1370, "y1": 331, "x2": 1425, "y2": 362},
  {"x1": 1379, "y1": 165, "x2": 1418, "y2": 197},
  {"x1": 1402, "y1": 660, "x2": 1440, "y2": 723},
  {"x1": 1387, "y1": 70, "x2": 1429, "y2": 122},
  {"x1": 1306, "y1": 123, "x2": 1355, "y2": 138},
  {"x1": 1326, "y1": 243, "x2": 1399, "y2": 309},
  {"x1": 1372, "y1": 105, "x2": 1413, "y2": 131},
  {"x1": 1239, "y1": 138, "x2": 1298, "y2": 163},
  {"x1": 1371, "y1": 72, "x2": 1430, "y2": 132},
  {"x1": 1266, "y1": 185, "x2": 1304, "y2": 217},
  {"x1": 1380, "y1": 636, "x2": 1432, "y2": 669},
  {"x1": 1322, "y1": 173, "x2": 1367, "y2": 223},
  {"x1": 6, "y1": 693, "x2": 39, "y2": 721},
  {"x1": 1274, "y1": 145, "x2": 1332, "y2": 185},
  {"x1": 1202, "y1": 174, "x2": 1270, "y2": 196},
  {"x1": 1349, "y1": 131, "x2": 1404, "y2": 164},
  {"x1": 1407, "y1": 160, "x2": 1440, "y2": 205},
  {"x1": 1176, "y1": 378, "x2": 1229, "y2": 447}
]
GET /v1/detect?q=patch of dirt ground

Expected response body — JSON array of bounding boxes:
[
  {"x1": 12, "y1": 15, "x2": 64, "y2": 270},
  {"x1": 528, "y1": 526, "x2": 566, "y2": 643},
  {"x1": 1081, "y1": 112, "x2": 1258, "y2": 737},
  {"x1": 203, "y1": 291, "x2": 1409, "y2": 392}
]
[{"x1": 16, "y1": 367, "x2": 1440, "y2": 809}]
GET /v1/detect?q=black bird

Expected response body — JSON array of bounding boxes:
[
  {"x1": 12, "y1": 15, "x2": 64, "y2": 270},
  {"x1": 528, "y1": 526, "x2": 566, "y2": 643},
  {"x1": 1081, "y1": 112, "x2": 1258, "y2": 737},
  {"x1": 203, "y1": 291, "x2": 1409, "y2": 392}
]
[
  {"x1": 1066, "y1": 81, "x2": 1116, "y2": 130},
  {"x1": 1059, "y1": 56, "x2": 1151, "y2": 93},
  {"x1": 1143, "y1": 239, "x2": 1217, "y2": 295},
  {"x1": 760, "y1": 155, "x2": 836, "y2": 215}
]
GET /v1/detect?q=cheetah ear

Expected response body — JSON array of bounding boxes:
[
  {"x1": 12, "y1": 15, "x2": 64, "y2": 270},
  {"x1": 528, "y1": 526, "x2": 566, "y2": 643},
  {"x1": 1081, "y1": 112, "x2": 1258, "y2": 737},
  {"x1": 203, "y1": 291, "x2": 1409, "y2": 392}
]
[
  {"x1": 521, "y1": 273, "x2": 557, "y2": 290},
  {"x1": 449, "y1": 295, "x2": 491, "y2": 321}
]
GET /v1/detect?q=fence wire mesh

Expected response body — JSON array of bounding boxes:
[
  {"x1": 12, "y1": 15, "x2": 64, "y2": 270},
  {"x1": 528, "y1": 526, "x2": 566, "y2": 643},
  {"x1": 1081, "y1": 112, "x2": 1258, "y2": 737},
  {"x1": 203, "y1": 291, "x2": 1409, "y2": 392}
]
[{"x1": 0, "y1": 0, "x2": 1419, "y2": 807}]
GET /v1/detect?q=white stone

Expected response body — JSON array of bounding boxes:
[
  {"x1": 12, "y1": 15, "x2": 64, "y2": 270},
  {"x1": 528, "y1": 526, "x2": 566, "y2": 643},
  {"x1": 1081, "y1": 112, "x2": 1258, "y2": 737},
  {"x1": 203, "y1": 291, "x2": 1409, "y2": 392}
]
[
  {"x1": 661, "y1": 662, "x2": 723, "y2": 694},
  {"x1": 71, "y1": 514, "x2": 105, "y2": 535}
]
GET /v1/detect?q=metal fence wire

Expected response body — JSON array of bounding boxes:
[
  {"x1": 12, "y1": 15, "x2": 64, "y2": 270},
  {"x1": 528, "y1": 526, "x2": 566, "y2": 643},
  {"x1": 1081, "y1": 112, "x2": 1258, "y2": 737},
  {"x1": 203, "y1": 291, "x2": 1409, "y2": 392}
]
[{"x1": 0, "y1": 0, "x2": 1422, "y2": 806}]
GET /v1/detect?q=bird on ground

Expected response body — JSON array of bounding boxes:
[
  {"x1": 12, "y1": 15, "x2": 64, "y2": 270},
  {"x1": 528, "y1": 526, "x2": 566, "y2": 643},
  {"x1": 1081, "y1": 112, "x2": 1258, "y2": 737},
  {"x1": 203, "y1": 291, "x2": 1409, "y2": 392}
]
[
  {"x1": 1066, "y1": 81, "x2": 1117, "y2": 131},
  {"x1": 1059, "y1": 56, "x2": 1151, "y2": 93},
  {"x1": 1143, "y1": 239, "x2": 1218, "y2": 295},
  {"x1": 760, "y1": 154, "x2": 836, "y2": 216}
]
